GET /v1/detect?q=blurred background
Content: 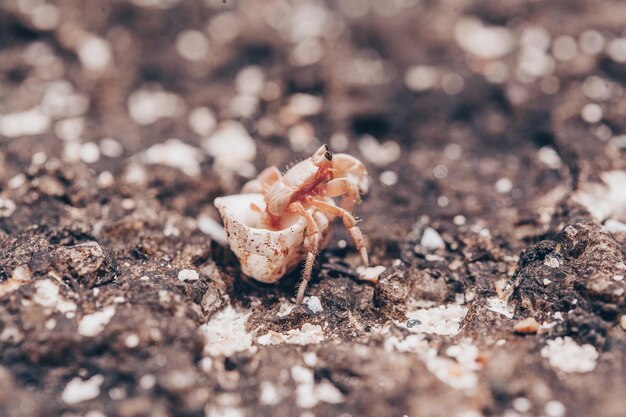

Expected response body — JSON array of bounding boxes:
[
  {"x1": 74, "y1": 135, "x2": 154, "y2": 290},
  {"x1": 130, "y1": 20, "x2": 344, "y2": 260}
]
[{"x1": 1, "y1": 0, "x2": 625, "y2": 239}]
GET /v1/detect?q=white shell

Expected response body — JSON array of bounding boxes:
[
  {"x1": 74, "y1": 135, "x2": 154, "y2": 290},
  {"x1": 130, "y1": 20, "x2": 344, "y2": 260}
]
[{"x1": 214, "y1": 194, "x2": 333, "y2": 283}]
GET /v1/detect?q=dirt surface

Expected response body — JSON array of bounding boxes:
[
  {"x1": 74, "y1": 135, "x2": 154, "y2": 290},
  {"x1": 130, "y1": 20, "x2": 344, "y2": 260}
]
[{"x1": 1, "y1": 1, "x2": 626, "y2": 416}]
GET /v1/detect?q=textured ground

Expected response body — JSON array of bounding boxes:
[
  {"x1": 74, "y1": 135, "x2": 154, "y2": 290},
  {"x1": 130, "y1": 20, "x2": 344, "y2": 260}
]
[{"x1": 1, "y1": 1, "x2": 626, "y2": 416}]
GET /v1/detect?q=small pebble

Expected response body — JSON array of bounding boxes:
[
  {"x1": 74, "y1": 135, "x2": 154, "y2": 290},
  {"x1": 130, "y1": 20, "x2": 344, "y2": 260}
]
[
  {"x1": 305, "y1": 296, "x2": 323, "y2": 313},
  {"x1": 80, "y1": 142, "x2": 101, "y2": 164},
  {"x1": 12, "y1": 265, "x2": 31, "y2": 281},
  {"x1": 453, "y1": 215, "x2": 466, "y2": 226},
  {"x1": 61, "y1": 375, "x2": 104, "y2": 405},
  {"x1": 544, "y1": 400, "x2": 566, "y2": 417},
  {"x1": 8, "y1": 174, "x2": 26, "y2": 189},
  {"x1": 356, "y1": 265, "x2": 386, "y2": 283},
  {"x1": 495, "y1": 178, "x2": 513, "y2": 194},
  {"x1": 100, "y1": 137, "x2": 124, "y2": 158},
  {"x1": 544, "y1": 256, "x2": 560, "y2": 268},
  {"x1": 97, "y1": 171, "x2": 114, "y2": 188},
  {"x1": 140, "y1": 374, "x2": 156, "y2": 390},
  {"x1": 620, "y1": 315, "x2": 626, "y2": 331},
  {"x1": 176, "y1": 30, "x2": 209, "y2": 61},
  {"x1": 512, "y1": 397, "x2": 532, "y2": 413},
  {"x1": 379, "y1": 170, "x2": 398, "y2": 186},
  {"x1": 581, "y1": 103, "x2": 603, "y2": 123},
  {"x1": 0, "y1": 198, "x2": 17, "y2": 218},
  {"x1": 420, "y1": 227, "x2": 445, "y2": 251},
  {"x1": 125, "y1": 334, "x2": 140, "y2": 348},
  {"x1": 178, "y1": 269, "x2": 199, "y2": 282},
  {"x1": 514, "y1": 317, "x2": 539, "y2": 334},
  {"x1": 78, "y1": 306, "x2": 116, "y2": 337},
  {"x1": 77, "y1": 35, "x2": 112, "y2": 70}
]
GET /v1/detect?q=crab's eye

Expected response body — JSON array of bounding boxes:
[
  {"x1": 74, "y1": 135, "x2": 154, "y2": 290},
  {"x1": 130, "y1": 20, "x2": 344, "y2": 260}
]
[{"x1": 324, "y1": 151, "x2": 332, "y2": 161}]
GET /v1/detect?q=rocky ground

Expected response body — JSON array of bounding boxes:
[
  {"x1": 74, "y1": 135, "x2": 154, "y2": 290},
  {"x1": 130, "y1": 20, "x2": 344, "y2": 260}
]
[{"x1": 1, "y1": 0, "x2": 625, "y2": 416}]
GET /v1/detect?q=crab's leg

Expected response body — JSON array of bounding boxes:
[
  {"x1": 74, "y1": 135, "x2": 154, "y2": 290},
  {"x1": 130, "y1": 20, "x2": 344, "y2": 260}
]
[
  {"x1": 309, "y1": 199, "x2": 369, "y2": 267},
  {"x1": 288, "y1": 202, "x2": 320, "y2": 305},
  {"x1": 241, "y1": 166, "x2": 282, "y2": 193},
  {"x1": 321, "y1": 177, "x2": 361, "y2": 211}
]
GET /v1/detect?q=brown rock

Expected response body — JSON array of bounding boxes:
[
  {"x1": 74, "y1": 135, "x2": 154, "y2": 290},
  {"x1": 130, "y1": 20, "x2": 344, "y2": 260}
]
[{"x1": 514, "y1": 317, "x2": 540, "y2": 334}]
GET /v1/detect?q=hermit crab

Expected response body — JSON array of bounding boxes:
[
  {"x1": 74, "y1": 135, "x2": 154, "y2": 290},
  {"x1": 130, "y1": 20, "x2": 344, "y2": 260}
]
[{"x1": 214, "y1": 145, "x2": 369, "y2": 304}]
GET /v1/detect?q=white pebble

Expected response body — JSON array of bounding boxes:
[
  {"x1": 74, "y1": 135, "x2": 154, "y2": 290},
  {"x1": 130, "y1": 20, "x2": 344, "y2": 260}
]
[
  {"x1": 404, "y1": 65, "x2": 438, "y2": 92},
  {"x1": 8, "y1": 174, "x2": 26, "y2": 189},
  {"x1": 579, "y1": 30, "x2": 605, "y2": 55},
  {"x1": 207, "y1": 12, "x2": 241, "y2": 44},
  {"x1": 303, "y1": 352, "x2": 318, "y2": 367},
  {"x1": 12, "y1": 265, "x2": 31, "y2": 281},
  {"x1": 80, "y1": 142, "x2": 101, "y2": 164},
  {"x1": 454, "y1": 17, "x2": 513, "y2": 59},
  {"x1": 582, "y1": 76, "x2": 613, "y2": 101},
  {"x1": 97, "y1": 171, "x2": 115, "y2": 188},
  {"x1": 581, "y1": 103, "x2": 603, "y2": 123},
  {"x1": 31, "y1": 4, "x2": 60, "y2": 30},
  {"x1": 139, "y1": 374, "x2": 156, "y2": 390},
  {"x1": 0, "y1": 198, "x2": 16, "y2": 218},
  {"x1": 287, "y1": 94, "x2": 323, "y2": 117},
  {"x1": 142, "y1": 139, "x2": 203, "y2": 177},
  {"x1": 512, "y1": 397, "x2": 532, "y2": 413},
  {"x1": 125, "y1": 334, "x2": 140, "y2": 348},
  {"x1": 544, "y1": 400, "x2": 566, "y2": 417},
  {"x1": 78, "y1": 306, "x2": 117, "y2": 337},
  {"x1": 315, "y1": 381, "x2": 344, "y2": 404},
  {"x1": 552, "y1": 36, "x2": 578, "y2": 61},
  {"x1": 357, "y1": 136, "x2": 400, "y2": 167},
  {"x1": 607, "y1": 38, "x2": 626, "y2": 63},
  {"x1": 421, "y1": 227, "x2": 445, "y2": 251},
  {"x1": 188, "y1": 107, "x2": 217, "y2": 136},
  {"x1": 305, "y1": 296, "x2": 323, "y2": 313},
  {"x1": 62, "y1": 141, "x2": 81, "y2": 163},
  {"x1": 541, "y1": 337, "x2": 598, "y2": 373},
  {"x1": 259, "y1": 381, "x2": 280, "y2": 405},
  {"x1": 401, "y1": 304, "x2": 469, "y2": 336},
  {"x1": 236, "y1": 66, "x2": 265, "y2": 96},
  {"x1": 61, "y1": 375, "x2": 104, "y2": 405},
  {"x1": 0, "y1": 107, "x2": 50, "y2": 137},
  {"x1": 544, "y1": 256, "x2": 560, "y2": 268},
  {"x1": 121, "y1": 198, "x2": 136, "y2": 210},
  {"x1": 356, "y1": 265, "x2": 387, "y2": 283},
  {"x1": 537, "y1": 146, "x2": 562, "y2": 169},
  {"x1": 99, "y1": 137, "x2": 124, "y2": 158},
  {"x1": 55, "y1": 117, "x2": 85, "y2": 141},
  {"x1": 379, "y1": 170, "x2": 398, "y2": 186},
  {"x1": 495, "y1": 178, "x2": 513, "y2": 194},
  {"x1": 203, "y1": 122, "x2": 256, "y2": 167},
  {"x1": 178, "y1": 269, "x2": 199, "y2": 282},
  {"x1": 128, "y1": 88, "x2": 185, "y2": 125},
  {"x1": 78, "y1": 35, "x2": 112, "y2": 71},
  {"x1": 442, "y1": 73, "x2": 464, "y2": 95},
  {"x1": 176, "y1": 30, "x2": 209, "y2": 61}
]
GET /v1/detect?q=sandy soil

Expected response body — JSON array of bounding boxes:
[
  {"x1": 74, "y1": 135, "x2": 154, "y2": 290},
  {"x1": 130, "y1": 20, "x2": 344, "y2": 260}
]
[{"x1": 1, "y1": 1, "x2": 625, "y2": 416}]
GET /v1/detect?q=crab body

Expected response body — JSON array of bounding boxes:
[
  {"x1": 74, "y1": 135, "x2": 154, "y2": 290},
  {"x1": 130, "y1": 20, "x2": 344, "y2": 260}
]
[{"x1": 216, "y1": 145, "x2": 370, "y2": 303}]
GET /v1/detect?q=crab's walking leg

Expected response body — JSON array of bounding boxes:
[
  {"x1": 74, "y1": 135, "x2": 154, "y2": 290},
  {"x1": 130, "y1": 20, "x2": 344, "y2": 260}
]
[
  {"x1": 309, "y1": 199, "x2": 369, "y2": 267},
  {"x1": 288, "y1": 202, "x2": 320, "y2": 305}
]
